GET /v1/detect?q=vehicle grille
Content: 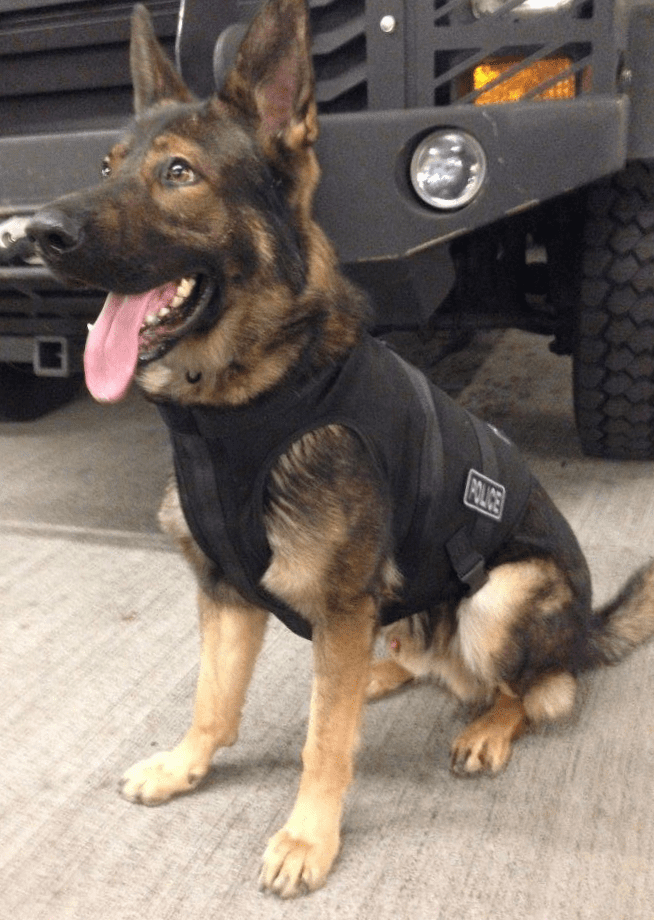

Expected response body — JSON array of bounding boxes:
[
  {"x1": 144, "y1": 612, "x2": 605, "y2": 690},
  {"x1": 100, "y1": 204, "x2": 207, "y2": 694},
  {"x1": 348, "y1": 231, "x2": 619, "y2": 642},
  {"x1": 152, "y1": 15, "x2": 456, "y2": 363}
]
[
  {"x1": 0, "y1": 0, "x2": 178, "y2": 136},
  {"x1": 0, "y1": 0, "x2": 616, "y2": 126},
  {"x1": 424, "y1": 0, "x2": 610, "y2": 107},
  {"x1": 309, "y1": 0, "x2": 616, "y2": 114}
]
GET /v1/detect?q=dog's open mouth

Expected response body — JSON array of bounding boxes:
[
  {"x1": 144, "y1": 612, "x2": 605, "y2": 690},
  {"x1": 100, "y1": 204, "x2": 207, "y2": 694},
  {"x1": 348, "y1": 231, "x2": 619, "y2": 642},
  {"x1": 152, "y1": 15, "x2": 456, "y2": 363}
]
[
  {"x1": 84, "y1": 275, "x2": 213, "y2": 402},
  {"x1": 137, "y1": 276, "x2": 200, "y2": 358}
]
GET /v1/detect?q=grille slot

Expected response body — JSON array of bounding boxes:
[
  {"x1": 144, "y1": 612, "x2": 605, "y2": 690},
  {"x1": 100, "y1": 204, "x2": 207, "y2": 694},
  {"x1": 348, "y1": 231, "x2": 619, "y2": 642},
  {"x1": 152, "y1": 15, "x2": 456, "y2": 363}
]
[{"x1": 309, "y1": 0, "x2": 367, "y2": 113}]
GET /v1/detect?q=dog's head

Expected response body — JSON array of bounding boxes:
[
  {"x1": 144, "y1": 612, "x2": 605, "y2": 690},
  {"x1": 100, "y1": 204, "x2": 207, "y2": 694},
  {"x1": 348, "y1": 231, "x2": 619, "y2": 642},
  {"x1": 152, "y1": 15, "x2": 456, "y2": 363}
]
[{"x1": 28, "y1": 0, "x2": 353, "y2": 405}]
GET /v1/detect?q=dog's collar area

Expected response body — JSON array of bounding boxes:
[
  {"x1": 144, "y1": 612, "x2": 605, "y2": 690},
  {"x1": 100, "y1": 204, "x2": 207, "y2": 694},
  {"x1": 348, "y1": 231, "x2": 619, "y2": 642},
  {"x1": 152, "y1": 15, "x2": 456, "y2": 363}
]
[{"x1": 156, "y1": 355, "x2": 343, "y2": 438}]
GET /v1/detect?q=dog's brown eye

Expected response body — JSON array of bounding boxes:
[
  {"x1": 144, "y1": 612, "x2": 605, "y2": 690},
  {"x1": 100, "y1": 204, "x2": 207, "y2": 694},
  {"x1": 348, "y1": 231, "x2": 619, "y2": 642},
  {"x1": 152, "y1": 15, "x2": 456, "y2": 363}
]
[
  {"x1": 101, "y1": 158, "x2": 112, "y2": 179},
  {"x1": 164, "y1": 158, "x2": 196, "y2": 186}
]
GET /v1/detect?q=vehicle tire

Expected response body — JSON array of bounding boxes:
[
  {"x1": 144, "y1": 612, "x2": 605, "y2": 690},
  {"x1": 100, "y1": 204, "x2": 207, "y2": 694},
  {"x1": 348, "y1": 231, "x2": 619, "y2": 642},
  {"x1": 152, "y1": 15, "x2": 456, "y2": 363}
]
[
  {"x1": 0, "y1": 364, "x2": 82, "y2": 421},
  {"x1": 573, "y1": 161, "x2": 654, "y2": 459}
]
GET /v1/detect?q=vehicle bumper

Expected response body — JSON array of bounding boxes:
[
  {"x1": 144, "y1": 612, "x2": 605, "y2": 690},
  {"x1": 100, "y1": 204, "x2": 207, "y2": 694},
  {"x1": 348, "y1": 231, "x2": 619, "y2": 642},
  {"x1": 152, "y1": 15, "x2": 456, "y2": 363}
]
[{"x1": 315, "y1": 95, "x2": 629, "y2": 263}]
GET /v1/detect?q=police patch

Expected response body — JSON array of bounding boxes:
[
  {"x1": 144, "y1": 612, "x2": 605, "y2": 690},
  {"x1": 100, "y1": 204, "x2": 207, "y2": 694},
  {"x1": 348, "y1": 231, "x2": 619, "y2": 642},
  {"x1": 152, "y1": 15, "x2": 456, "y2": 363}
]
[{"x1": 463, "y1": 469, "x2": 506, "y2": 522}]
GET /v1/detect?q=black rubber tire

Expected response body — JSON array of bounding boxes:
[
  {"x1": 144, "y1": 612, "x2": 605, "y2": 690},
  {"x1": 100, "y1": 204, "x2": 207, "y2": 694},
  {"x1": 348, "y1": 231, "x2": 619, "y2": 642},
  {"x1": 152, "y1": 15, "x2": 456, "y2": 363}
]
[
  {"x1": 573, "y1": 161, "x2": 654, "y2": 459},
  {"x1": 0, "y1": 364, "x2": 83, "y2": 421}
]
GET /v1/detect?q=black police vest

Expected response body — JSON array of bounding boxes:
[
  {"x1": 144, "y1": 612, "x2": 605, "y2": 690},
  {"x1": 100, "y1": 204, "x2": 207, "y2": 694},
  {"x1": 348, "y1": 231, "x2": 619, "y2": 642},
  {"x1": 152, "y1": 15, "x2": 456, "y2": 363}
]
[{"x1": 157, "y1": 335, "x2": 534, "y2": 639}]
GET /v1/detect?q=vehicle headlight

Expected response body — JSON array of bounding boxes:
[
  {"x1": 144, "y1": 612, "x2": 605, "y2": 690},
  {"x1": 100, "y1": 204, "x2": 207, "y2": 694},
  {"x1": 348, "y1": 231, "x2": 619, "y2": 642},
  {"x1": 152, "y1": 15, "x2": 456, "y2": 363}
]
[{"x1": 410, "y1": 130, "x2": 487, "y2": 210}]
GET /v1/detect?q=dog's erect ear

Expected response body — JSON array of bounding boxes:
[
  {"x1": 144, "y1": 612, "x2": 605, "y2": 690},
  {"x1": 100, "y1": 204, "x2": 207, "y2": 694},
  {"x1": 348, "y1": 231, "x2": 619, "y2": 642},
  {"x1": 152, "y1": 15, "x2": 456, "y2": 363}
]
[
  {"x1": 220, "y1": 0, "x2": 317, "y2": 151},
  {"x1": 130, "y1": 4, "x2": 194, "y2": 113}
]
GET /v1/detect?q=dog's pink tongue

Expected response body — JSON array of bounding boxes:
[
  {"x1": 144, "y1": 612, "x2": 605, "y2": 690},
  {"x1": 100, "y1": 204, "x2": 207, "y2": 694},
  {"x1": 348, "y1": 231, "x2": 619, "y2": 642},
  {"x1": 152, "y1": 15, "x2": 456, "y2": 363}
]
[{"x1": 84, "y1": 284, "x2": 176, "y2": 402}]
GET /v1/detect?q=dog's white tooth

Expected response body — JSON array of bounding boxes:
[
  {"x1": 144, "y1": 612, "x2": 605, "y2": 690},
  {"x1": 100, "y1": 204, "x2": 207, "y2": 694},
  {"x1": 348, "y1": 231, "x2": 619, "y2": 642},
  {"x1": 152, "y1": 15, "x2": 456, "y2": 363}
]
[
  {"x1": 178, "y1": 277, "x2": 194, "y2": 298},
  {"x1": 169, "y1": 294, "x2": 183, "y2": 310},
  {"x1": 158, "y1": 306, "x2": 171, "y2": 318},
  {"x1": 87, "y1": 323, "x2": 94, "y2": 332},
  {"x1": 144, "y1": 313, "x2": 157, "y2": 326}
]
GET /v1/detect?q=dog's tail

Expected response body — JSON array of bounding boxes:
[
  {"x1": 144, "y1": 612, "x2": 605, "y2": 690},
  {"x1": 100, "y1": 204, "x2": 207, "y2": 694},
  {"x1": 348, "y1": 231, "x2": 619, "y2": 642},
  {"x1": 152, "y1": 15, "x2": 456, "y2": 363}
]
[{"x1": 583, "y1": 560, "x2": 654, "y2": 668}]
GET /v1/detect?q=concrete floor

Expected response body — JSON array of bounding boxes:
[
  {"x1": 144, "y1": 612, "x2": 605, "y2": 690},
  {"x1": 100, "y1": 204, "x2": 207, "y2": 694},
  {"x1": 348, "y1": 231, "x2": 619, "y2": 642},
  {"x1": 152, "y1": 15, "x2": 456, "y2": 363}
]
[{"x1": 2, "y1": 329, "x2": 654, "y2": 919}]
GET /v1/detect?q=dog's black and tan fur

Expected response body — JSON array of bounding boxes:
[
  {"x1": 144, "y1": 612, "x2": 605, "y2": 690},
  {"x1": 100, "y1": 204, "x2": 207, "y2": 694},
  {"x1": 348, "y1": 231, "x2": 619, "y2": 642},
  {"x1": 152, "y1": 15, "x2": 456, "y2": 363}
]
[{"x1": 29, "y1": 0, "x2": 654, "y2": 897}]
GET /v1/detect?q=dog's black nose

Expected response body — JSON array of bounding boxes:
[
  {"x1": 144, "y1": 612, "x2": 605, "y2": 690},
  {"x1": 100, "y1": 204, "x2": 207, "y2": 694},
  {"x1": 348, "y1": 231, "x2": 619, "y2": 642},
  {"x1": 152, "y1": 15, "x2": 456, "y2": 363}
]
[{"x1": 27, "y1": 208, "x2": 83, "y2": 258}]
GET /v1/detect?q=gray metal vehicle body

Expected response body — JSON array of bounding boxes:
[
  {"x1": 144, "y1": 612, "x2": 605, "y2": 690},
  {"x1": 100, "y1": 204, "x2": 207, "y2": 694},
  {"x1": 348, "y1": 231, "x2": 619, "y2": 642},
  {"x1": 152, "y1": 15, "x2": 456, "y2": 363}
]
[{"x1": 1, "y1": 0, "x2": 653, "y2": 456}]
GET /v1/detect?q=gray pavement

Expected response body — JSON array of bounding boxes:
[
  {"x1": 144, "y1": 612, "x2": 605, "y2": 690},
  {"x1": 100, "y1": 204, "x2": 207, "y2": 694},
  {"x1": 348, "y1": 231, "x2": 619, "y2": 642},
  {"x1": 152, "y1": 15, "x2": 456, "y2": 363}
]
[{"x1": 2, "y1": 330, "x2": 654, "y2": 919}]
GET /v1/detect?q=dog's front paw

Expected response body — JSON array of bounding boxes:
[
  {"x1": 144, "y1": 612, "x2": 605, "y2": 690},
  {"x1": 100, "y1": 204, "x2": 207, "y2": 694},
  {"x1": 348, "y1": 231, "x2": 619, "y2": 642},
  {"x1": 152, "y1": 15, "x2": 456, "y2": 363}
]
[
  {"x1": 120, "y1": 749, "x2": 209, "y2": 805},
  {"x1": 259, "y1": 828, "x2": 339, "y2": 898}
]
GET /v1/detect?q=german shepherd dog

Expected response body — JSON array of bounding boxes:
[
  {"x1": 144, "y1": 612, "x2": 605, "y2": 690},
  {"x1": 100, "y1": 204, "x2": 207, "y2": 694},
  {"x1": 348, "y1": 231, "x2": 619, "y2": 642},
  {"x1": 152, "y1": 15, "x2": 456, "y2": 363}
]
[{"x1": 28, "y1": 0, "x2": 654, "y2": 897}]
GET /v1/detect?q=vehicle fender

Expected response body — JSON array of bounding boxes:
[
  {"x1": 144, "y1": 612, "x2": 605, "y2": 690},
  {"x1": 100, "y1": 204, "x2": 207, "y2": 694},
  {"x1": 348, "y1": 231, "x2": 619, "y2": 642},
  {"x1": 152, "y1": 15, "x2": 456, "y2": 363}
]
[{"x1": 626, "y1": 0, "x2": 654, "y2": 159}]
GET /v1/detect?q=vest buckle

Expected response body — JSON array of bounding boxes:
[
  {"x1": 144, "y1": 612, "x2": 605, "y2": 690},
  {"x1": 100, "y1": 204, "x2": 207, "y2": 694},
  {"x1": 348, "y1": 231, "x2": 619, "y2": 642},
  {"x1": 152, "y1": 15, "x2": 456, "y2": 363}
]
[{"x1": 446, "y1": 526, "x2": 489, "y2": 596}]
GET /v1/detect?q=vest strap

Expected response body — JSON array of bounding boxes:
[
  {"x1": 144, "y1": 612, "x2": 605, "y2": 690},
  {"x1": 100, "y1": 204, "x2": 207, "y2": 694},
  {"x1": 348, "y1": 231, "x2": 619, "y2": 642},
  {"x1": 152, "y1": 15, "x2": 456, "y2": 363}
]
[
  {"x1": 445, "y1": 525, "x2": 489, "y2": 594},
  {"x1": 445, "y1": 413, "x2": 505, "y2": 596}
]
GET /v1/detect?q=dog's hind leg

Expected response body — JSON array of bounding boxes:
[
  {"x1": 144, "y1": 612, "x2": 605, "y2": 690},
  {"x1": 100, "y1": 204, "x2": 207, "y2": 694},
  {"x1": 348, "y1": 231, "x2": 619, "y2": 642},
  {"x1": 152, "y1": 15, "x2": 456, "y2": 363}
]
[
  {"x1": 121, "y1": 586, "x2": 268, "y2": 805},
  {"x1": 259, "y1": 604, "x2": 376, "y2": 898},
  {"x1": 366, "y1": 658, "x2": 415, "y2": 700},
  {"x1": 449, "y1": 669, "x2": 578, "y2": 775}
]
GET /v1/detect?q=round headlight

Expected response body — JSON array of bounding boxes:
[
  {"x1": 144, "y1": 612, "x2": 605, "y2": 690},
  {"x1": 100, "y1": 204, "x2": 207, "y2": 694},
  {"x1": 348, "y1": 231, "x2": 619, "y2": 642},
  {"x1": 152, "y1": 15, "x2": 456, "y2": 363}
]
[{"x1": 410, "y1": 130, "x2": 487, "y2": 210}]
